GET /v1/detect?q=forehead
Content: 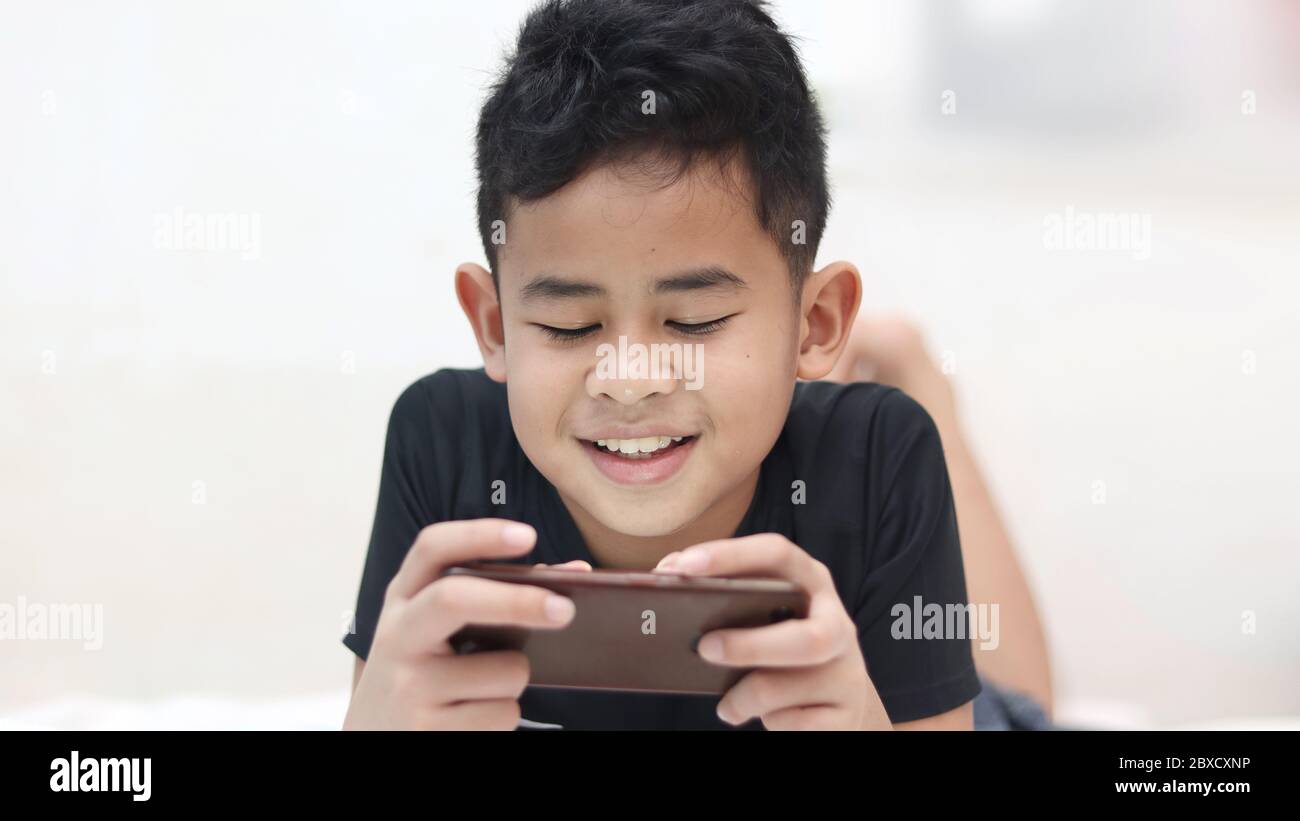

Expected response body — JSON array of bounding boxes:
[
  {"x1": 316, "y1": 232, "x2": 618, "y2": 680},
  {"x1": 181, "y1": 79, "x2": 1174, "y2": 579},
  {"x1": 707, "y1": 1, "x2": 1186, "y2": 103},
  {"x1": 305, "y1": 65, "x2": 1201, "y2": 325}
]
[{"x1": 497, "y1": 153, "x2": 785, "y2": 296}]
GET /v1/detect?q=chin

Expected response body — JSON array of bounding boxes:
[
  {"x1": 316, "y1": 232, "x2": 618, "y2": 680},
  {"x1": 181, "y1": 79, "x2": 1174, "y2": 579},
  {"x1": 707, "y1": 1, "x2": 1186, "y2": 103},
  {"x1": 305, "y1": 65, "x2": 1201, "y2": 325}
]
[{"x1": 581, "y1": 493, "x2": 699, "y2": 539}]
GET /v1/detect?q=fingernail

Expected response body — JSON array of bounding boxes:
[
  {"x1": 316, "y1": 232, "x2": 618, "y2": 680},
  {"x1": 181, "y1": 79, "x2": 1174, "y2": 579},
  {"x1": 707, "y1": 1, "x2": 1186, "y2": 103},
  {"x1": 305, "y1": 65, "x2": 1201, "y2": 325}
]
[
  {"x1": 674, "y1": 548, "x2": 709, "y2": 574},
  {"x1": 545, "y1": 594, "x2": 575, "y2": 623},
  {"x1": 503, "y1": 522, "x2": 536, "y2": 548},
  {"x1": 697, "y1": 634, "x2": 723, "y2": 662},
  {"x1": 655, "y1": 551, "x2": 681, "y2": 571}
]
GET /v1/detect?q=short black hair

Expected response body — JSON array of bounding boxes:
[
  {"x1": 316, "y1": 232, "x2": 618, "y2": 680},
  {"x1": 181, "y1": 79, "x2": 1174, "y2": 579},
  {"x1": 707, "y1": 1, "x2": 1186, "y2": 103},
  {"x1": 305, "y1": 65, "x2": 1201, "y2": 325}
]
[{"x1": 475, "y1": 0, "x2": 830, "y2": 296}]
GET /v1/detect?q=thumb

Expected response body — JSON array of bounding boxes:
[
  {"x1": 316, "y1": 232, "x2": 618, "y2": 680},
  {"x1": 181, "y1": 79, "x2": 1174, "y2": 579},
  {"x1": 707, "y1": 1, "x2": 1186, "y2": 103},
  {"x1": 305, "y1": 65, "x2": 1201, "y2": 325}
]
[{"x1": 535, "y1": 560, "x2": 594, "y2": 572}]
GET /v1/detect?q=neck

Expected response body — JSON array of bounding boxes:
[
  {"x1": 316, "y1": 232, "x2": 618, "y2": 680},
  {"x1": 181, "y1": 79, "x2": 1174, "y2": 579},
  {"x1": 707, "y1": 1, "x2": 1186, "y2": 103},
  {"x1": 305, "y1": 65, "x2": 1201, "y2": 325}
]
[{"x1": 558, "y1": 466, "x2": 761, "y2": 571}]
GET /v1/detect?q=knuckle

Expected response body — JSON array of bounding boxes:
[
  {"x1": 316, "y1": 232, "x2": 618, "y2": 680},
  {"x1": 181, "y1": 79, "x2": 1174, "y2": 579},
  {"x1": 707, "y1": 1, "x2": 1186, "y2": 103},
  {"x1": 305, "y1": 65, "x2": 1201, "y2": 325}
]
[
  {"x1": 382, "y1": 577, "x2": 401, "y2": 605},
  {"x1": 504, "y1": 651, "x2": 531, "y2": 691},
  {"x1": 814, "y1": 561, "x2": 834, "y2": 584},
  {"x1": 747, "y1": 675, "x2": 777, "y2": 712},
  {"x1": 763, "y1": 534, "x2": 791, "y2": 556},
  {"x1": 414, "y1": 528, "x2": 442, "y2": 562},
  {"x1": 426, "y1": 577, "x2": 459, "y2": 613},
  {"x1": 415, "y1": 523, "x2": 440, "y2": 548},
  {"x1": 838, "y1": 611, "x2": 856, "y2": 638},
  {"x1": 805, "y1": 620, "x2": 836, "y2": 658}
]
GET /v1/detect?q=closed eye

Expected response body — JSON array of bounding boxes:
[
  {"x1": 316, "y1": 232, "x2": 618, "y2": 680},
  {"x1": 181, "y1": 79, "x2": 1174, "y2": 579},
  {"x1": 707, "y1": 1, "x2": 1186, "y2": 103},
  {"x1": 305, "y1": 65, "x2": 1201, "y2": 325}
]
[
  {"x1": 534, "y1": 324, "x2": 599, "y2": 344},
  {"x1": 667, "y1": 315, "x2": 734, "y2": 336},
  {"x1": 533, "y1": 314, "x2": 735, "y2": 344}
]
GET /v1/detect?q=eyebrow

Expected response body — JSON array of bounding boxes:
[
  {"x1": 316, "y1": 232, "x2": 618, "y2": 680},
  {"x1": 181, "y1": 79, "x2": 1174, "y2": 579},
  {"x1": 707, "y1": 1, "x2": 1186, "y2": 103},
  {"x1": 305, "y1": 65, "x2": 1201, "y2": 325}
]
[{"x1": 517, "y1": 265, "x2": 749, "y2": 304}]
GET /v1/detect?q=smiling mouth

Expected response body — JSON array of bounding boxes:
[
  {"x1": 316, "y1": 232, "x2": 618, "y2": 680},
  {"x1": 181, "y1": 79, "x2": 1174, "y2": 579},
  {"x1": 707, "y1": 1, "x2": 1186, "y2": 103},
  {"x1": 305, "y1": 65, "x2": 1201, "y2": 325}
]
[{"x1": 580, "y1": 435, "x2": 697, "y2": 460}]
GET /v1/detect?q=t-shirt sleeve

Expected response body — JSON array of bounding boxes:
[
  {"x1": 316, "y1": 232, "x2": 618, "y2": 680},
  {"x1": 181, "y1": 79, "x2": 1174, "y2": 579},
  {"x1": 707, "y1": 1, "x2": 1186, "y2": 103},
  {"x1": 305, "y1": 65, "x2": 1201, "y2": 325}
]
[
  {"x1": 342, "y1": 378, "x2": 443, "y2": 661},
  {"x1": 851, "y1": 388, "x2": 982, "y2": 724}
]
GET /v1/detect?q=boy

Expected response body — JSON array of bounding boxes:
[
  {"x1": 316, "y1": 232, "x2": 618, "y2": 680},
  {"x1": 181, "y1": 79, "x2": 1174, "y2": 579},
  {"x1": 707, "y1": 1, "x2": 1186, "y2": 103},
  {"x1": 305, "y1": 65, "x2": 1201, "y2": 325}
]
[{"x1": 342, "y1": 0, "x2": 984, "y2": 730}]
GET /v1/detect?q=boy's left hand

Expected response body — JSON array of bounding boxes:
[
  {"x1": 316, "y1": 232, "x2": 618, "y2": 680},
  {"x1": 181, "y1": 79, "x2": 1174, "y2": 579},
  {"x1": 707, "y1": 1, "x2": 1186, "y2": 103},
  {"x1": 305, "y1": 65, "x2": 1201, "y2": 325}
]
[{"x1": 654, "y1": 534, "x2": 893, "y2": 730}]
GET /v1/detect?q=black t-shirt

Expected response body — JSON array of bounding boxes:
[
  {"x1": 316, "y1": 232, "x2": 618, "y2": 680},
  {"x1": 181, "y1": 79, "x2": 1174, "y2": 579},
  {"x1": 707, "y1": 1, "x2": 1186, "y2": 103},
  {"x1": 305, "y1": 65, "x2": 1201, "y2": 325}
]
[{"x1": 343, "y1": 367, "x2": 981, "y2": 729}]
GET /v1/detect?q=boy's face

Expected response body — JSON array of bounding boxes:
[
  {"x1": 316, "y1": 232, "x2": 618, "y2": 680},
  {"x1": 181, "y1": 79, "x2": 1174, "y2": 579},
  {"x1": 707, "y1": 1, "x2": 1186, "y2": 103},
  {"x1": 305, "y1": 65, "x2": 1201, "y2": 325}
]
[{"x1": 460, "y1": 155, "x2": 851, "y2": 547}]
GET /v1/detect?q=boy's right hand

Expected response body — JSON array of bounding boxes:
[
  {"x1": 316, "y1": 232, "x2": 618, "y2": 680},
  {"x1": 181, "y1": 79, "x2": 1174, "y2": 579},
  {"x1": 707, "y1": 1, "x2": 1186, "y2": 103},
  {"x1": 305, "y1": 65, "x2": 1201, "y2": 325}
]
[{"x1": 342, "y1": 519, "x2": 577, "y2": 731}]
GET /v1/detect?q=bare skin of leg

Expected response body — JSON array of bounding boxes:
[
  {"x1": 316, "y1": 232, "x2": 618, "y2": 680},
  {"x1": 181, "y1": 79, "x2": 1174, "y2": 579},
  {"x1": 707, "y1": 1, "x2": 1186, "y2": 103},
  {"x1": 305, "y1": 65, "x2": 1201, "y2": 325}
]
[{"x1": 826, "y1": 316, "x2": 1055, "y2": 718}]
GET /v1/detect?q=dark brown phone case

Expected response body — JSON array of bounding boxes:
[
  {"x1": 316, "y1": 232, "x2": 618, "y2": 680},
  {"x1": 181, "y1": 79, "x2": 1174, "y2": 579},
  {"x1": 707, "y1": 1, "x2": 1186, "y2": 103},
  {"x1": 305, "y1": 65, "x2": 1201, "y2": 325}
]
[{"x1": 443, "y1": 562, "x2": 810, "y2": 695}]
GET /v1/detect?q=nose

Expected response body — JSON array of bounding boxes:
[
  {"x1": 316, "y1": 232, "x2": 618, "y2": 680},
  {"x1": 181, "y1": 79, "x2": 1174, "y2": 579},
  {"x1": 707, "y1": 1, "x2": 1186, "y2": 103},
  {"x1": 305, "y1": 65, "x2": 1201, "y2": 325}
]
[{"x1": 586, "y1": 342, "x2": 683, "y2": 405}]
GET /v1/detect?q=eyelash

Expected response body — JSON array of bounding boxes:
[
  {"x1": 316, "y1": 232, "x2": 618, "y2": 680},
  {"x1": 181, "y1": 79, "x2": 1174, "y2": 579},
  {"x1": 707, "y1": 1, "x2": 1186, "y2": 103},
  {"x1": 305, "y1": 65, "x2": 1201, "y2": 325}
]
[{"x1": 535, "y1": 316, "x2": 735, "y2": 344}]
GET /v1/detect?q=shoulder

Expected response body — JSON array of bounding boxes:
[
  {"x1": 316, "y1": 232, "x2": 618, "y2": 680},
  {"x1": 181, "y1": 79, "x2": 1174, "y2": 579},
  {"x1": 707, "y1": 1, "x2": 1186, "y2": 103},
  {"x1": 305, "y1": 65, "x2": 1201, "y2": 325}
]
[
  {"x1": 376, "y1": 368, "x2": 514, "y2": 514},
  {"x1": 783, "y1": 381, "x2": 947, "y2": 528},
  {"x1": 379, "y1": 369, "x2": 511, "y2": 476},
  {"x1": 389, "y1": 367, "x2": 506, "y2": 432},
  {"x1": 786, "y1": 380, "x2": 938, "y2": 462}
]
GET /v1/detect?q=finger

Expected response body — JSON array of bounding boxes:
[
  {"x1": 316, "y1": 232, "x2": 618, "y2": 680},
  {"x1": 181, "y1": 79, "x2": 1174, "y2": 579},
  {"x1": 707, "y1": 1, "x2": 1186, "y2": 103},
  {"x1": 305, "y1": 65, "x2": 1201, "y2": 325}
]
[
  {"x1": 555, "y1": 560, "x2": 593, "y2": 571},
  {"x1": 428, "y1": 650, "x2": 531, "y2": 703},
  {"x1": 696, "y1": 608, "x2": 851, "y2": 667},
  {"x1": 651, "y1": 551, "x2": 682, "y2": 573},
  {"x1": 760, "y1": 703, "x2": 845, "y2": 731},
  {"x1": 536, "y1": 560, "x2": 593, "y2": 571},
  {"x1": 664, "y1": 534, "x2": 829, "y2": 594},
  {"x1": 429, "y1": 698, "x2": 523, "y2": 731},
  {"x1": 400, "y1": 574, "x2": 575, "y2": 654},
  {"x1": 388, "y1": 519, "x2": 537, "y2": 601},
  {"x1": 716, "y1": 667, "x2": 827, "y2": 725}
]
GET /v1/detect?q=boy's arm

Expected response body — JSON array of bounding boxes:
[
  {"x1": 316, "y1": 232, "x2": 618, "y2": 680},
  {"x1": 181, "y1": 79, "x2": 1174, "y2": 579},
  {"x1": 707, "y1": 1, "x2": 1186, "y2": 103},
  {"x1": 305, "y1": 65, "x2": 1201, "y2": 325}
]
[{"x1": 830, "y1": 317, "x2": 1053, "y2": 717}]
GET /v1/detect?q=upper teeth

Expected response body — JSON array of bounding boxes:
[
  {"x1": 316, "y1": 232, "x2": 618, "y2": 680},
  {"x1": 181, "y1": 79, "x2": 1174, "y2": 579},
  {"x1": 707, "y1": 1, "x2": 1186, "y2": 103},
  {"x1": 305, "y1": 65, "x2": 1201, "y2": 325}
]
[{"x1": 595, "y1": 436, "x2": 684, "y2": 453}]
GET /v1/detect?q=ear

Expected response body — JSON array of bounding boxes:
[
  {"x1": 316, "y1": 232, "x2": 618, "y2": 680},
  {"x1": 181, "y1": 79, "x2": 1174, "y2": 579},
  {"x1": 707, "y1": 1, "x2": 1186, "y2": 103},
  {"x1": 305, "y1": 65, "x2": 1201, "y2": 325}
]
[
  {"x1": 796, "y1": 260, "x2": 863, "y2": 380},
  {"x1": 455, "y1": 262, "x2": 508, "y2": 383}
]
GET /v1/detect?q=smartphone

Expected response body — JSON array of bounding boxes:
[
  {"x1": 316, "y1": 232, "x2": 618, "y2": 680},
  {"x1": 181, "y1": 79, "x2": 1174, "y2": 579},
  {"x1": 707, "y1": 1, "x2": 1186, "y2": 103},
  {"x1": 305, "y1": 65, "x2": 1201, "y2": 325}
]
[{"x1": 442, "y1": 561, "x2": 810, "y2": 695}]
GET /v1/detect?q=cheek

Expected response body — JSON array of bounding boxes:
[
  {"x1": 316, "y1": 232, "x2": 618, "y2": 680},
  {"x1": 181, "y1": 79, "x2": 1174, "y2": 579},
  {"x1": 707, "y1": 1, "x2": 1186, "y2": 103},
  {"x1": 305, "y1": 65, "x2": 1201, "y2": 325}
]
[
  {"x1": 713, "y1": 315, "x2": 798, "y2": 388},
  {"x1": 506, "y1": 368, "x2": 569, "y2": 448},
  {"x1": 705, "y1": 341, "x2": 795, "y2": 443}
]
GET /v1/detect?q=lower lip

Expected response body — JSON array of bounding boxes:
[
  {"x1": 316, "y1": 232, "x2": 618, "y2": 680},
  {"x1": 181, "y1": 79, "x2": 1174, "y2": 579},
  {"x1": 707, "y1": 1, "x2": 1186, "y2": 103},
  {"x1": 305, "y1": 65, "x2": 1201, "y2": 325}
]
[{"x1": 582, "y1": 437, "x2": 698, "y2": 486}]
